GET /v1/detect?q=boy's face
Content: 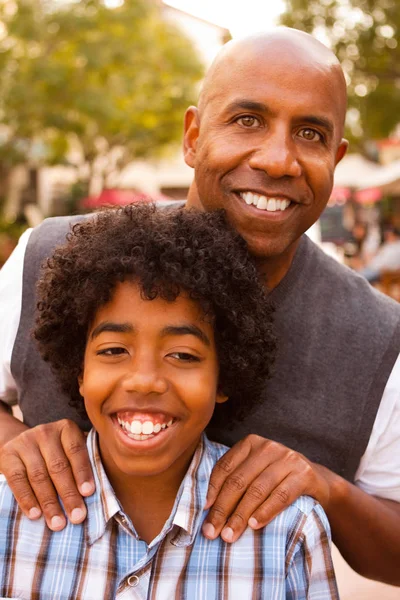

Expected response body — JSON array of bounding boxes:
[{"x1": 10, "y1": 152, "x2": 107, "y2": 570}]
[{"x1": 79, "y1": 281, "x2": 227, "y2": 483}]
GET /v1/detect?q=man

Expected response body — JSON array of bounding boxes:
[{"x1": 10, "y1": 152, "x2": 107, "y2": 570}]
[
  {"x1": 0, "y1": 28, "x2": 399, "y2": 585},
  {"x1": 0, "y1": 205, "x2": 337, "y2": 599}
]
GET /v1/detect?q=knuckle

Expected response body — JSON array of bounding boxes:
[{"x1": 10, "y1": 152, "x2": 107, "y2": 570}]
[
  {"x1": 29, "y1": 467, "x2": 49, "y2": 485},
  {"x1": 40, "y1": 497, "x2": 60, "y2": 512},
  {"x1": 273, "y1": 486, "x2": 290, "y2": 505},
  {"x1": 209, "y1": 504, "x2": 227, "y2": 521},
  {"x1": 215, "y1": 456, "x2": 234, "y2": 476},
  {"x1": 6, "y1": 468, "x2": 28, "y2": 487},
  {"x1": 67, "y1": 441, "x2": 85, "y2": 456},
  {"x1": 229, "y1": 511, "x2": 246, "y2": 526},
  {"x1": 285, "y1": 449, "x2": 299, "y2": 464},
  {"x1": 58, "y1": 489, "x2": 80, "y2": 503},
  {"x1": 248, "y1": 483, "x2": 269, "y2": 502},
  {"x1": 225, "y1": 473, "x2": 246, "y2": 492},
  {"x1": 48, "y1": 458, "x2": 70, "y2": 476}
]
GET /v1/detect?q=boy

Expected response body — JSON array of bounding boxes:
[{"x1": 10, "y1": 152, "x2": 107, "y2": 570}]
[{"x1": 0, "y1": 204, "x2": 338, "y2": 599}]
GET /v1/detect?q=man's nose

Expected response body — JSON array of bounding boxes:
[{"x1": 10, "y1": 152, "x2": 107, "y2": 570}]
[
  {"x1": 121, "y1": 357, "x2": 168, "y2": 396},
  {"x1": 248, "y1": 131, "x2": 302, "y2": 179}
]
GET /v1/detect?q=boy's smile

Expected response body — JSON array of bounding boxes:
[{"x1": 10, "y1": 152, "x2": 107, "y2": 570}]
[{"x1": 79, "y1": 280, "x2": 227, "y2": 491}]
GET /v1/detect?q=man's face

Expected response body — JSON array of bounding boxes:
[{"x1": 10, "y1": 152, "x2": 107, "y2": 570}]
[
  {"x1": 79, "y1": 281, "x2": 225, "y2": 485},
  {"x1": 184, "y1": 48, "x2": 347, "y2": 262}
]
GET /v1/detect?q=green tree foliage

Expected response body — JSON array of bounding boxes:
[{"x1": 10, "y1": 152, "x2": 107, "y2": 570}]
[
  {"x1": 0, "y1": 0, "x2": 204, "y2": 190},
  {"x1": 280, "y1": 0, "x2": 400, "y2": 144}
]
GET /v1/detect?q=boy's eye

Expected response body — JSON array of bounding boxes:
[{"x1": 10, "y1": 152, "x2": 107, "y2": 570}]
[
  {"x1": 168, "y1": 352, "x2": 200, "y2": 362},
  {"x1": 97, "y1": 347, "x2": 127, "y2": 356}
]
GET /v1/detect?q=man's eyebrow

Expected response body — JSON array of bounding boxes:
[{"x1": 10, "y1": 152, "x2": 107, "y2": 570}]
[
  {"x1": 161, "y1": 325, "x2": 211, "y2": 347},
  {"x1": 90, "y1": 321, "x2": 133, "y2": 339},
  {"x1": 224, "y1": 100, "x2": 270, "y2": 114},
  {"x1": 301, "y1": 115, "x2": 334, "y2": 134}
]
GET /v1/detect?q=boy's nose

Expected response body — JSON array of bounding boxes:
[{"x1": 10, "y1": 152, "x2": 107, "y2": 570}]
[{"x1": 122, "y1": 359, "x2": 168, "y2": 396}]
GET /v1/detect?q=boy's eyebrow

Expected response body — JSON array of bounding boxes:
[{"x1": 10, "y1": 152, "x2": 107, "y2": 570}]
[
  {"x1": 90, "y1": 321, "x2": 133, "y2": 339},
  {"x1": 161, "y1": 325, "x2": 211, "y2": 347}
]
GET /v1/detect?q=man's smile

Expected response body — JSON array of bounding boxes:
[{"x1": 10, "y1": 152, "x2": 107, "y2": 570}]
[{"x1": 239, "y1": 191, "x2": 292, "y2": 212}]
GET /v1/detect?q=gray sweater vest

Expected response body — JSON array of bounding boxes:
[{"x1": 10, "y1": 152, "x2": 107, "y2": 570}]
[{"x1": 11, "y1": 214, "x2": 400, "y2": 481}]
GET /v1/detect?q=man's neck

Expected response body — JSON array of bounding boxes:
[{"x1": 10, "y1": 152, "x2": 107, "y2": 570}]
[{"x1": 254, "y1": 240, "x2": 301, "y2": 290}]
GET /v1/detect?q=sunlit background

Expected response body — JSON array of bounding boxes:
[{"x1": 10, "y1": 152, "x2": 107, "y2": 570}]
[{"x1": 163, "y1": 0, "x2": 285, "y2": 37}]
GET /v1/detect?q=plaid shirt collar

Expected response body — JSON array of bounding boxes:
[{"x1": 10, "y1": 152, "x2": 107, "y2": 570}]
[{"x1": 85, "y1": 429, "x2": 210, "y2": 548}]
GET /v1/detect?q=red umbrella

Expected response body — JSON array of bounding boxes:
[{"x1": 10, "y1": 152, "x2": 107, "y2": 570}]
[{"x1": 81, "y1": 188, "x2": 174, "y2": 209}]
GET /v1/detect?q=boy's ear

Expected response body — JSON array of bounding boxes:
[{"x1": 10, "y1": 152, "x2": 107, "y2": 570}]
[
  {"x1": 78, "y1": 373, "x2": 84, "y2": 397},
  {"x1": 216, "y1": 391, "x2": 229, "y2": 404}
]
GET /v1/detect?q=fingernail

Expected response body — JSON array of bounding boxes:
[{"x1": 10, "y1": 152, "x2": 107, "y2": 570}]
[
  {"x1": 28, "y1": 507, "x2": 41, "y2": 519},
  {"x1": 80, "y1": 482, "x2": 94, "y2": 495},
  {"x1": 50, "y1": 515, "x2": 66, "y2": 530},
  {"x1": 221, "y1": 527, "x2": 234, "y2": 543},
  {"x1": 202, "y1": 523, "x2": 216, "y2": 539},
  {"x1": 70, "y1": 508, "x2": 85, "y2": 523},
  {"x1": 248, "y1": 517, "x2": 258, "y2": 529}
]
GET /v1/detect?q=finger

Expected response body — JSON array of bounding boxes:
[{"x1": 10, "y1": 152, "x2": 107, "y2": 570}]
[
  {"x1": 21, "y1": 445, "x2": 67, "y2": 531},
  {"x1": 60, "y1": 423, "x2": 95, "y2": 497},
  {"x1": 204, "y1": 438, "x2": 253, "y2": 510},
  {"x1": 1, "y1": 451, "x2": 42, "y2": 520},
  {"x1": 248, "y1": 473, "x2": 305, "y2": 530},
  {"x1": 40, "y1": 435, "x2": 88, "y2": 525},
  {"x1": 218, "y1": 463, "x2": 289, "y2": 543},
  {"x1": 202, "y1": 452, "x2": 274, "y2": 540}
]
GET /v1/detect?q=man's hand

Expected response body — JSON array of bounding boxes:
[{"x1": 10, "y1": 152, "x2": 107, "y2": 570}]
[
  {"x1": 0, "y1": 419, "x2": 95, "y2": 531},
  {"x1": 202, "y1": 434, "x2": 332, "y2": 542}
]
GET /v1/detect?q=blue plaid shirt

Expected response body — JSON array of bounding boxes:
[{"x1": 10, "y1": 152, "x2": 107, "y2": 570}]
[{"x1": 0, "y1": 430, "x2": 338, "y2": 599}]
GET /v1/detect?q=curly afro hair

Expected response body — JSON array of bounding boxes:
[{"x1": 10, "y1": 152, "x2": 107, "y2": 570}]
[{"x1": 34, "y1": 204, "x2": 276, "y2": 428}]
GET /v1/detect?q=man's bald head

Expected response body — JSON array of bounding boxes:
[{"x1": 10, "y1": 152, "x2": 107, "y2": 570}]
[{"x1": 198, "y1": 27, "x2": 347, "y2": 135}]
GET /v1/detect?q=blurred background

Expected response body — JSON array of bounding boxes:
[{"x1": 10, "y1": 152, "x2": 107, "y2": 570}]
[{"x1": 0, "y1": 1, "x2": 399, "y2": 595}]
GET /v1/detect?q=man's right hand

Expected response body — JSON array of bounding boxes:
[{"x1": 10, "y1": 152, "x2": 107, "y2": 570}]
[{"x1": 0, "y1": 419, "x2": 95, "y2": 531}]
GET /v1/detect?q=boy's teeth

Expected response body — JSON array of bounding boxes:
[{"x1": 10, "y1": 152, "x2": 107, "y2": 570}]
[
  {"x1": 117, "y1": 416, "x2": 174, "y2": 437},
  {"x1": 240, "y1": 192, "x2": 290, "y2": 212}
]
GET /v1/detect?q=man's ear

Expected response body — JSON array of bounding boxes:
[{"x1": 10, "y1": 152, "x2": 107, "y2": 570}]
[
  {"x1": 216, "y1": 391, "x2": 229, "y2": 405},
  {"x1": 183, "y1": 106, "x2": 200, "y2": 168},
  {"x1": 335, "y1": 138, "x2": 348, "y2": 165}
]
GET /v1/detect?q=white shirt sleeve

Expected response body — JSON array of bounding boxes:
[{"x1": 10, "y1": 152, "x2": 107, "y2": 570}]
[
  {"x1": 355, "y1": 353, "x2": 400, "y2": 502},
  {"x1": 0, "y1": 228, "x2": 32, "y2": 405}
]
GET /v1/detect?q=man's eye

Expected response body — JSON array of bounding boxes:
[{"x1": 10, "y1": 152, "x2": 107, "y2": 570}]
[
  {"x1": 236, "y1": 115, "x2": 260, "y2": 128},
  {"x1": 97, "y1": 347, "x2": 126, "y2": 356},
  {"x1": 298, "y1": 128, "x2": 322, "y2": 142},
  {"x1": 168, "y1": 352, "x2": 200, "y2": 362}
]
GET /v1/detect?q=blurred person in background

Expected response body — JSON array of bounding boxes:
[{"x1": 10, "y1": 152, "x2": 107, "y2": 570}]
[
  {"x1": 359, "y1": 225, "x2": 400, "y2": 283},
  {"x1": 0, "y1": 28, "x2": 400, "y2": 587}
]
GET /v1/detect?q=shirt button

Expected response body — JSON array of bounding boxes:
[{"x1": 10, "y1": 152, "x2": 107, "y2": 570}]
[{"x1": 127, "y1": 575, "x2": 140, "y2": 587}]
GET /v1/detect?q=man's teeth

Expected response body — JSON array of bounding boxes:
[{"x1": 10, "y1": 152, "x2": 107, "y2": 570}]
[
  {"x1": 240, "y1": 192, "x2": 290, "y2": 211},
  {"x1": 117, "y1": 417, "x2": 174, "y2": 439}
]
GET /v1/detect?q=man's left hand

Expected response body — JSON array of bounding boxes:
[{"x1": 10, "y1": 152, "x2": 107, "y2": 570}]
[{"x1": 202, "y1": 434, "x2": 332, "y2": 542}]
